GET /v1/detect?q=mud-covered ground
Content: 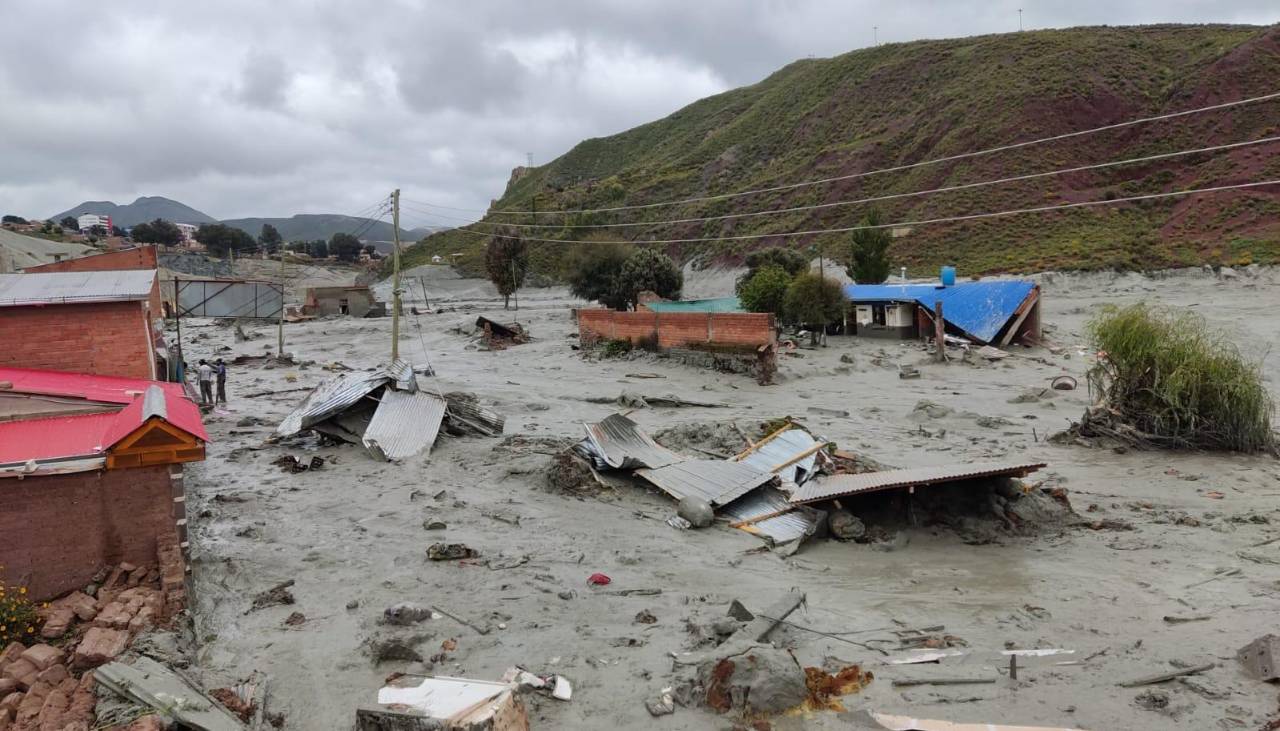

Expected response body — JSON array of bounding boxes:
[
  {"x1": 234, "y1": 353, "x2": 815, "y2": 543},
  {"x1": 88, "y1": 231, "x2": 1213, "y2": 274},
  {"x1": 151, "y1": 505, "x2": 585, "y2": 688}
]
[{"x1": 177, "y1": 265, "x2": 1280, "y2": 730}]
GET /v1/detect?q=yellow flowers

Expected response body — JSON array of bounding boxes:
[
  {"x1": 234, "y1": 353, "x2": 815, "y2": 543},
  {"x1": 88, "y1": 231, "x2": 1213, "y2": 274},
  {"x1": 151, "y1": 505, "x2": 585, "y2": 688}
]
[{"x1": 0, "y1": 573, "x2": 38, "y2": 645}]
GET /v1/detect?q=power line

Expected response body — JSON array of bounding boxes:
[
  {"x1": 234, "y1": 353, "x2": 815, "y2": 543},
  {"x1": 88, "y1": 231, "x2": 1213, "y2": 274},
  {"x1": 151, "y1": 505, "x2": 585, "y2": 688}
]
[
  {"x1": 402, "y1": 134, "x2": 1280, "y2": 231},
  {"x1": 418, "y1": 178, "x2": 1280, "y2": 245},
  {"x1": 404, "y1": 90, "x2": 1280, "y2": 217}
]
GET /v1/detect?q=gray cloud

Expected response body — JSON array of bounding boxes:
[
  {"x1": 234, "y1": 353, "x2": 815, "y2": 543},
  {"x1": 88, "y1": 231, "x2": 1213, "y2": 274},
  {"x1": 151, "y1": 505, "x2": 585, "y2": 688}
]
[{"x1": 0, "y1": 0, "x2": 1275, "y2": 225}]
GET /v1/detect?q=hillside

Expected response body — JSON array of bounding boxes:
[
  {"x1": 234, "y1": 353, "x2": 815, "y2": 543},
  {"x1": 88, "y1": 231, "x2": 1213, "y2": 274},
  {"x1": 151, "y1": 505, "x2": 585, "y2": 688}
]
[
  {"x1": 405, "y1": 24, "x2": 1280, "y2": 277},
  {"x1": 50, "y1": 196, "x2": 216, "y2": 228}
]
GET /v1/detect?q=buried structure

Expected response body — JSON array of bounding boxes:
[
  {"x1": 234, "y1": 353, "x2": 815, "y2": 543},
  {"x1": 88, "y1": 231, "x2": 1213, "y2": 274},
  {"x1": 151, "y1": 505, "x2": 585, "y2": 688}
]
[
  {"x1": 567, "y1": 414, "x2": 1058, "y2": 549},
  {"x1": 276, "y1": 361, "x2": 504, "y2": 462},
  {"x1": 845, "y1": 278, "x2": 1041, "y2": 346}
]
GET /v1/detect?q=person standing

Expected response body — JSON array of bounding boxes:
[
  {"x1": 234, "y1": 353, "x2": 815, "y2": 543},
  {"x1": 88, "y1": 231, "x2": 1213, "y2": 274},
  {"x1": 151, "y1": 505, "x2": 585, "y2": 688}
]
[
  {"x1": 215, "y1": 358, "x2": 228, "y2": 404},
  {"x1": 197, "y1": 359, "x2": 214, "y2": 404}
]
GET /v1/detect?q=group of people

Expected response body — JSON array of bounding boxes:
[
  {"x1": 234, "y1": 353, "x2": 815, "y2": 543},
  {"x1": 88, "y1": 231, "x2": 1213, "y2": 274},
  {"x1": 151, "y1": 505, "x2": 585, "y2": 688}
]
[{"x1": 196, "y1": 358, "x2": 227, "y2": 405}]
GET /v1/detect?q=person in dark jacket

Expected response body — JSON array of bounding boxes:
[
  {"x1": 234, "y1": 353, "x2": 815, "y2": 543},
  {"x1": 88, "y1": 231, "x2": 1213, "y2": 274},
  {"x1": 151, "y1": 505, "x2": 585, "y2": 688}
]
[{"x1": 215, "y1": 358, "x2": 228, "y2": 404}]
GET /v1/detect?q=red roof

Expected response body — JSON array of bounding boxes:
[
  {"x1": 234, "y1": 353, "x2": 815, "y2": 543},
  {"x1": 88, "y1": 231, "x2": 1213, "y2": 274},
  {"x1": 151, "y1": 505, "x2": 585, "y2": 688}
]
[
  {"x1": 0, "y1": 369, "x2": 208, "y2": 466},
  {"x1": 0, "y1": 367, "x2": 189, "y2": 406}
]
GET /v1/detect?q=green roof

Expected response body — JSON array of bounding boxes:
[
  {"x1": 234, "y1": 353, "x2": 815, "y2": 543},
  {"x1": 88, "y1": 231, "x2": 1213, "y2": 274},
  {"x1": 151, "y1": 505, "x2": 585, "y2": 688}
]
[{"x1": 644, "y1": 296, "x2": 743, "y2": 313}]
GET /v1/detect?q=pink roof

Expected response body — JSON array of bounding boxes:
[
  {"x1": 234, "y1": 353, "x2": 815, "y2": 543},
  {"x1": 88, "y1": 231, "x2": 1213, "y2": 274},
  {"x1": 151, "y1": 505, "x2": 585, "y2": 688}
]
[{"x1": 0, "y1": 370, "x2": 208, "y2": 465}]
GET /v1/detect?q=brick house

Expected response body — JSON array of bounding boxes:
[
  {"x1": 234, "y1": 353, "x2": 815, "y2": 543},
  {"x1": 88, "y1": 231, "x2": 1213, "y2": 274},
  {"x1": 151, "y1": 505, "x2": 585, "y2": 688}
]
[
  {"x1": 0, "y1": 269, "x2": 162, "y2": 380},
  {"x1": 0, "y1": 368, "x2": 206, "y2": 600},
  {"x1": 23, "y1": 246, "x2": 163, "y2": 315}
]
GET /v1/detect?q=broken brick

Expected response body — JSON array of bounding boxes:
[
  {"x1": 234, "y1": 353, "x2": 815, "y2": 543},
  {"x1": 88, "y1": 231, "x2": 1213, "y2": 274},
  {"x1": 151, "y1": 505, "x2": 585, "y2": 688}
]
[
  {"x1": 71, "y1": 628, "x2": 128, "y2": 670},
  {"x1": 54, "y1": 593, "x2": 98, "y2": 622},
  {"x1": 19, "y1": 646, "x2": 64, "y2": 672},
  {"x1": 39, "y1": 609, "x2": 75, "y2": 640},
  {"x1": 36, "y1": 688, "x2": 69, "y2": 731},
  {"x1": 1, "y1": 659, "x2": 37, "y2": 690},
  {"x1": 91, "y1": 602, "x2": 132, "y2": 630}
]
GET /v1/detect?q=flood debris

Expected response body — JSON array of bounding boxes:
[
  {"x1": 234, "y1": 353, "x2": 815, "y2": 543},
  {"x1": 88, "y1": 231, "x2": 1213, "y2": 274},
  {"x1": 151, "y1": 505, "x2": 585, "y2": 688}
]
[
  {"x1": 356, "y1": 674, "x2": 529, "y2": 731},
  {"x1": 248, "y1": 580, "x2": 295, "y2": 612},
  {"x1": 1238, "y1": 635, "x2": 1280, "y2": 681},
  {"x1": 428, "y1": 543, "x2": 480, "y2": 560},
  {"x1": 383, "y1": 603, "x2": 434, "y2": 626},
  {"x1": 275, "y1": 360, "x2": 446, "y2": 461},
  {"x1": 476, "y1": 315, "x2": 529, "y2": 348},
  {"x1": 864, "y1": 711, "x2": 1085, "y2": 730},
  {"x1": 270, "y1": 454, "x2": 324, "y2": 473},
  {"x1": 96, "y1": 656, "x2": 246, "y2": 731},
  {"x1": 1118, "y1": 662, "x2": 1215, "y2": 687}
]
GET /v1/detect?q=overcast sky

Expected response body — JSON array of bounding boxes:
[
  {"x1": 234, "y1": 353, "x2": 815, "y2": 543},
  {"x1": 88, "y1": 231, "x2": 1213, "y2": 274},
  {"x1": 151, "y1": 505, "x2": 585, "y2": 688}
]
[{"x1": 1, "y1": 1, "x2": 1275, "y2": 225}]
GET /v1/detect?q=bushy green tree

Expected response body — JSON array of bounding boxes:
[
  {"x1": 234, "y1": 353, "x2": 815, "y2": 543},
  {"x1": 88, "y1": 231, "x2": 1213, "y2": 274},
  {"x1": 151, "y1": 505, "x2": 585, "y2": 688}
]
[
  {"x1": 484, "y1": 229, "x2": 529, "y2": 309},
  {"x1": 329, "y1": 232, "x2": 363, "y2": 262},
  {"x1": 846, "y1": 209, "x2": 892, "y2": 284},
  {"x1": 2, "y1": 215, "x2": 28, "y2": 224},
  {"x1": 736, "y1": 247, "x2": 809, "y2": 294},
  {"x1": 259, "y1": 223, "x2": 283, "y2": 254},
  {"x1": 784, "y1": 273, "x2": 846, "y2": 345},
  {"x1": 566, "y1": 240, "x2": 633, "y2": 310},
  {"x1": 738, "y1": 265, "x2": 791, "y2": 320},
  {"x1": 196, "y1": 223, "x2": 256, "y2": 257},
  {"x1": 618, "y1": 248, "x2": 682, "y2": 310},
  {"x1": 131, "y1": 218, "x2": 183, "y2": 246},
  {"x1": 308, "y1": 239, "x2": 329, "y2": 258},
  {"x1": 59, "y1": 216, "x2": 77, "y2": 230}
]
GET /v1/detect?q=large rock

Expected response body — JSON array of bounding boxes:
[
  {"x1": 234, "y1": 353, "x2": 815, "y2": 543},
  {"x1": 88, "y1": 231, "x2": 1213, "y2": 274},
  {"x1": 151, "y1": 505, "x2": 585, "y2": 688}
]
[
  {"x1": 71, "y1": 628, "x2": 128, "y2": 670},
  {"x1": 828, "y1": 510, "x2": 866, "y2": 540},
  {"x1": 18, "y1": 646, "x2": 63, "y2": 672},
  {"x1": 677, "y1": 497, "x2": 714, "y2": 529},
  {"x1": 700, "y1": 647, "x2": 808, "y2": 715}
]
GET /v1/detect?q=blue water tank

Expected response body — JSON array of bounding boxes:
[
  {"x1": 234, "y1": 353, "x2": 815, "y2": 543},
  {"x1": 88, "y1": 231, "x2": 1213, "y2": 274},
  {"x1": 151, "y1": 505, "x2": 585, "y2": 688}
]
[{"x1": 940, "y1": 265, "x2": 956, "y2": 286}]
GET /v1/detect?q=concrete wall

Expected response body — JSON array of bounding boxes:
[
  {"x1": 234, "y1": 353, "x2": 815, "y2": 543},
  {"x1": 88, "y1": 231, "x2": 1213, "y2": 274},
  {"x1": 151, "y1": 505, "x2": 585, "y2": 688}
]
[
  {"x1": 0, "y1": 301, "x2": 155, "y2": 379},
  {"x1": 306, "y1": 287, "x2": 375, "y2": 317},
  {"x1": 0, "y1": 465, "x2": 181, "y2": 600},
  {"x1": 577, "y1": 309, "x2": 775, "y2": 350}
]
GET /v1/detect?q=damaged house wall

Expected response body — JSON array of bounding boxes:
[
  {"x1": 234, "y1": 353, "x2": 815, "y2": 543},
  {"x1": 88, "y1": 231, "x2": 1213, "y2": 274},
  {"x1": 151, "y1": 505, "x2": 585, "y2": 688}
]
[{"x1": 0, "y1": 465, "x2": 182, "y2": 600}]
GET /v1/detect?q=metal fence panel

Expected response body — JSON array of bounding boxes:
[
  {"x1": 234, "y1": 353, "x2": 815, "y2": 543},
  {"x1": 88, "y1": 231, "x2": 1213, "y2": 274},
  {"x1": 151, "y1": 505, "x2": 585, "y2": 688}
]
[{"x1": 177, "y1": 280, "x2": 282, "y2": 319}]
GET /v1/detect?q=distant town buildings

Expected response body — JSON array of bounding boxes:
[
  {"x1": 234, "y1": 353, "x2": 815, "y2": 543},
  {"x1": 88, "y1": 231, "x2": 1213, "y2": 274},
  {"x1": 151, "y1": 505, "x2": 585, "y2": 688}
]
[
  {"x1": 77, "y1": 213, "x2": 112, "y2": 232},
  {"x1": 175, "y1": 222, "x2": 198, "y2": 243}
]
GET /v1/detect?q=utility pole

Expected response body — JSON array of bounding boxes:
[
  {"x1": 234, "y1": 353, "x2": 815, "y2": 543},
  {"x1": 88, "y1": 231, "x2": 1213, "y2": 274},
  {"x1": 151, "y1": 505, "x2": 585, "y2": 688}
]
[
  {"x1": 276, "y1": 250, "x2": 285, "y2": 356},
  {"x1": 1018, "y1": 9, "x2": 1023, "y2": 31},
  {"x1": 390, "y1": 189, "x2": 402, "y2": 362},
  {"x1": 873, "y1": 26, "x2": 878, "y2": 46}
]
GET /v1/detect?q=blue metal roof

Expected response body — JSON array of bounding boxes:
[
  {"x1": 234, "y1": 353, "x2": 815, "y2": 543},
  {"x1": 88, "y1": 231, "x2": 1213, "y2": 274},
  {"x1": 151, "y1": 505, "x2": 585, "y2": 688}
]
[
  {"x1": 843, "y1": 281, "x2": 1037, "y2": 343},
  {"x1": 644, "y1": 296, "x2": 743, "y2": 313}
]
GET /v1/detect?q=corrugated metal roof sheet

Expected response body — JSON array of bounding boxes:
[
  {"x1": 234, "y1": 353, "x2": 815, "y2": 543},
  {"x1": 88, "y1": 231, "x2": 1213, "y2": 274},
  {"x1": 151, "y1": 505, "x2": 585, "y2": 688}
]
[
  {"x1": 644, "y1": 297, "x2": 743, "y2": 313},
  {"x1": 843, "y1": 281, "x2": 1037, "y2": 343},
  {"x1": 737, "y1": 428, "x2": 820, "y2": 485},
  {"x1": 720, "y1": 487, "x2": 819, "y2": 545},
  {"x1": 635, "y1": 459, "x2": 776, "y2": 506},
  {"x1": 276, "y1": 368, "x2": 394, "y2": 436},
  {"x1": 362, "y1": 390, "x2": 446, "y2": 461},
  {"x1": 790, "y1": 461, "x2": 1047, "y2": 504},
  {"x1": 581, "y1": 414, "x2": 681, "y2": 470},
  {"x1": 0, "y1": 269, "x2": 155, "y2": 307}
]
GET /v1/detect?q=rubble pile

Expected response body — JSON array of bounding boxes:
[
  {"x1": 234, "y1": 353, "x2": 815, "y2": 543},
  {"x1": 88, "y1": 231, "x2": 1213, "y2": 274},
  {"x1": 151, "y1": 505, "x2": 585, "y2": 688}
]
[{"x1": 0, "y1": 552, "x2": 186, "y2": 731}]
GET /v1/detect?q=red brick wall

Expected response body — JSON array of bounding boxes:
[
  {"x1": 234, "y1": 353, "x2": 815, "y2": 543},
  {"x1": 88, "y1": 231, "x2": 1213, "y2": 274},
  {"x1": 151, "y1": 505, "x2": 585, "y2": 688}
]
[
  {"x1": 577, "y1": 309, "x2": 775, "y2": 349},
  {"x1": 0, "y1": 466, "x2": 179, "y2": 600},
  {"x1": 0, "y1": 301, "x2": 155, "y2": 379},
  {"x1": 24, "y1": 248, "x2": 162, "y2": 315}
]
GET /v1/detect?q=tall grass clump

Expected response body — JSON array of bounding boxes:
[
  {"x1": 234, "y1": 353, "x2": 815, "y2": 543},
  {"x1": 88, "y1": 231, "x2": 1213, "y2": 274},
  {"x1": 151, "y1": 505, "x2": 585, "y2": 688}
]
[{"x1": 1082, "y1": 304, "x2": 1275, "y2": 453}]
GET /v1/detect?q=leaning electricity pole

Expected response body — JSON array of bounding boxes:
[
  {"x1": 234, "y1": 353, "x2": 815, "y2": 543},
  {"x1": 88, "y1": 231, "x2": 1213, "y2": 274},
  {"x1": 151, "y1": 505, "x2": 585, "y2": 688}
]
[{"x1": 390, "y1": 189, "x2": 402, "y2": 362}]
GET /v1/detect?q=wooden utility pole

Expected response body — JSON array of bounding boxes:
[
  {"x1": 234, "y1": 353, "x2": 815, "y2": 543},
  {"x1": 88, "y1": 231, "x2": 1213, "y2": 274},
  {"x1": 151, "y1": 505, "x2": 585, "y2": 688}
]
[
  {"x1": 276, "y1": 252, "x2": 285, "y2": 356},
  {"x1": 934, "y1": 301, "x2": 946, "y2": 363},
  {"x1": 390, "y1": 189, "x2": 402, "y2": 362}
]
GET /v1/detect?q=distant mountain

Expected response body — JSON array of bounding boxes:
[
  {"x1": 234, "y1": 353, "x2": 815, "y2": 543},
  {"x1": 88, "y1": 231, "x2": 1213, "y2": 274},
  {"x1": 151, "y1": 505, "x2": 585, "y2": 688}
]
[
  {"x1": 219, "y1": 214, "x2": 426, "y2": 244},
  {"x1": 49, "y1": 196, "x2": 445, "y2": 244},
  {"x1": 49, "y1": 196, "x2": 217, "y2": 228}
]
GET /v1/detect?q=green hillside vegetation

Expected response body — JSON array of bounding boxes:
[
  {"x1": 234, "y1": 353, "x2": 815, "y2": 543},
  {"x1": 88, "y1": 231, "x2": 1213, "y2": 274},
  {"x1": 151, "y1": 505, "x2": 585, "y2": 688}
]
[{"x1": 403, "y1": 24, "x2": 1280, "y2": 279}]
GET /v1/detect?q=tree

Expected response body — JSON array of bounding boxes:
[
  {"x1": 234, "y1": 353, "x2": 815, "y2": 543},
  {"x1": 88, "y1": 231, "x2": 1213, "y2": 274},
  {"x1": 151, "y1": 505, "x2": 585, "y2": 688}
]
[
  {"x1": 2, "y1": 215, "x2": 28, "y2": 225},
  {"x1": 88, "y1": 224, "x2": 107, "y2": 237},
  {"x1": 846, "y1": 209, "x2": 892, "y2": 284},
  {"x1": 131, "y1": 218, "x2": 182, "y2": 247},
  {"x1": 566, "y1": 240, "x2": 633, "y2": 311},
  {"x1": 784, "y1": 273, "x2": 846, "y2": 346},
  {"x1": 111, "y1": 225, "x2": 126, "y2": 237},
  {"x1": 259, "y1": 223, "x2": 283, "y2": 254},
  {"x1": 736, "y1": 247, "x2": 809, "y2": 294},
  {"x1": 307, "y1": 239, "x2": 329, "y2": 258},
  {"x1": 59, "y1": 216, "x2": 77, "y2": 230},
  {"x1": 484, "y1": 229, "x2": 529, "y2": 309},
  {"x1": 362, "y1": 244, "x2": 378, "y2": 257},
  {"x1": 329, "y1": 232, "x2": 363, "y2": 262},
  {"x1": 738, "y1": 265, "x2": 791, "y2": 320},
  {"x1": 618, "y1": 248, "x2": 682, "y2": 310},
  {"x1": 195, "y1": 223, "x2": 256, "y2": 258}
]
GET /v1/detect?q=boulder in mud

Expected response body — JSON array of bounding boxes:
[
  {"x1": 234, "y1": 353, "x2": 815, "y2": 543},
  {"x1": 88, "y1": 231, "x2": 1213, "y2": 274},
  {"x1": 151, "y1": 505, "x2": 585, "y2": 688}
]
[
  {"x1": 700, "y1": 646, "x2": 808, "y2": 715},
  {"x1": 677, "y1": 497, "x2": 714, "y2": 528},
  {"x1": 910, "y1": 400, "x2": 953, "y2": 420},
  {"x1": 828, "y1": 510, "x2": 866, "y2": 541},
  {"x1": 383, "y1": 603, "x2": 433, "y2": 626}
]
